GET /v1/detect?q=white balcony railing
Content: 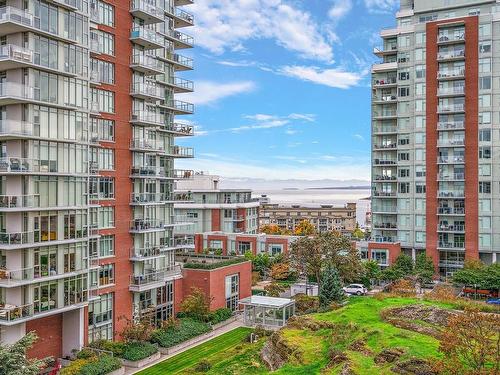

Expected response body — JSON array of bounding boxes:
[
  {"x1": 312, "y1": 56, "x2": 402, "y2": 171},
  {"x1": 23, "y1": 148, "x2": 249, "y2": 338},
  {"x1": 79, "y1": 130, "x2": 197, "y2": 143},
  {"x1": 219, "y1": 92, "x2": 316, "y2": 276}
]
[{"x1": 437, "y1": 121, "x2": 464, "y2": 130}]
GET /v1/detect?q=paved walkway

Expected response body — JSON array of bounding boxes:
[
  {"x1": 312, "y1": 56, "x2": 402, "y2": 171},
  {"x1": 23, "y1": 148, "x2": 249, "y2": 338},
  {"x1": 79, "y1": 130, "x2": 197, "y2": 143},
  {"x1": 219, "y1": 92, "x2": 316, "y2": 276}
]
[{"x1": 126, "y1": 317, "x2": 244, "y2": 374}]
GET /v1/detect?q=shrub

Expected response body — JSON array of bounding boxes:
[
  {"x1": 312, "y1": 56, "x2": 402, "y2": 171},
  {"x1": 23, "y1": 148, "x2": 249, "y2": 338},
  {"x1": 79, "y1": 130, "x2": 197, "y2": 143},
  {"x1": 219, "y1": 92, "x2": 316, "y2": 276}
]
[
  {"x1": 79, "y1": 355, "x2": 121, "y2": 375},
  {"x1": 389, "y1": 279, "x2": 416, "y2": 297},
  {"x1": 121, "y1": 342, "x2": 157, "y2": 361},
  {"x1": 76, "y1": 348, "x2": 95, "y2": 360},
  {"x1": 181, "y1": 287, "x2": 213, "y2": 322},
  {"x1": 89, "y1": 340, "x2": 126, "y2": 358},
  {"x1": 195, "y1": 359, "x2": 212, "y2": 372},
  {"x1": 118, "y1": 318, "x2": 154, "y2": 343},
  {"x1": 150, "y1": 318, "x2": 211, "y2": 348},
  {"x1": 60, "y1": 358, "x2": 90, "y2": 375},
  {"x1": 293, "y1": 294, "x2": 319, "y2": 315},
  {"x1": 183, "y1": 257, "x2": 247, "y2": 270},
  {"x1": 208, "y1": 308, "x2": 232, "y2": 324},
  {"x1": 264, "y1": 282, "x2": 286, "y2": 297}
]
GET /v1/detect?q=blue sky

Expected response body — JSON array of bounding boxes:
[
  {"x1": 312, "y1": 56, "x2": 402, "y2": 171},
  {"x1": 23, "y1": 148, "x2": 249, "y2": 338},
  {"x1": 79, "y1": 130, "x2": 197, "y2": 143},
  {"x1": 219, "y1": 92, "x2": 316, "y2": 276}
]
[{"x1": 176, "y1": 0, "x2": 399, "y2": 181}]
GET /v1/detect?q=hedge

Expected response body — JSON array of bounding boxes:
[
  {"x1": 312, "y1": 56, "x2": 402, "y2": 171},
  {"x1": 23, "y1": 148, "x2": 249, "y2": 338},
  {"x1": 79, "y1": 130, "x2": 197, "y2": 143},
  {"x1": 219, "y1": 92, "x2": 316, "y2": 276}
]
[
  {"x1": 208, "y1": 308, "x2": 232, "y2": 324},
  {"x1": 89, "y1": 340, "x2": 158, "y2": 361},
  {"x1": 182, "y1": 258, "x2": 248, "y2": 270},
  {"x1": 60, "y1": 355, "x2": 121, "y2": 375},
  {"x1": 150, "y1": 318, "x2": 211, "y2": 348}
]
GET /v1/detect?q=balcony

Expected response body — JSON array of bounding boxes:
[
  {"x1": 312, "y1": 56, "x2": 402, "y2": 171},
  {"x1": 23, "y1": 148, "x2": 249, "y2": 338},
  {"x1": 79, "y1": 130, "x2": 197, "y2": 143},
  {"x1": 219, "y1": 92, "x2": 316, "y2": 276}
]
[
  {"x1": 173, "y1": 192, "x2": 193, "y2": 202},
  {"x1": 0, "y1": 44, "x2": 33, "y2": 70},
  {"x1": 130, "y1": 166, "x2": 193, "y2": 179},
  {"x1": 372, "y1": 95, "x2": 397, "y2": 104},
  {"x1": 437, "y1": 34, "x2": 465, "y2": 44},
  {"x1": 373, "y1": 159, "x2": 397, "y2": 166},
  {"x1": 168, "y1": 145, "x2": 194, "y2": 158},
  {"x1": 163, "y1": 30, "x2": 194, "y2": 49},
  {"x1": 0, "y1": 120, "x2": 33, "y2": 139},
  {"x1": 130, "y1": 246, "x2": 167, "y2": 261},
  {"x1": 437, "y1": 138, "x2": 465, "y2": 147},
  {"x1": 373, "y1": 78, "x2": 397, "y2": 87},
  {"x1": 373, "y1": 126, "x2": 397, "y2": 134},
  {"x1": 130, "y1": 111, "x2": 165, "y2": 127},
  {"x1": 165, "y1": 6, "x2": 194, "y2": 28},
  {"x1": 371, "y1": 236, "x2": 396, "y2": 243},
  {"x1": 130, "y1": 27, "x2": 164, "y2": 49},
  {"x1": 129, "y1": 266, "x2": 181, "y2": 292},
  {"x1": 437, "y1": 50, "x2": 465, "y2": 61},
  {"x1": 130, "y1": 138, "x2": 160, "y2": 152},
  {"x1": 0, "y1": 157, "x2": 89, "y2": 176},
  {"x1": 373, "y1": 175, "x2": 397, "y2": 181},
  {"x1": 438, "y1": 190, "x2": 465, "y2": 198},
  {"x1": 437, "y1": 68, "x2": 465, "y2": 80},
  {"x1": 373, "y1": 110, "x2": 397, "y2": 119},
  {"x1": 89, "y1": 69, "x2": 100, "y2": 85},
  {"x1": 437, "y1": 241, "x2": 465, "y2": 250},
  {"x1": 437, "y1": 172, "x2": 465, "y2": 181},
  {"x1": 130, "y1": 82, "x2": 164, "y2": 101},
  {"x1": 162, "y1": 99, "x2": 194, "y2": 114},
  {"x1": 437, "y1": 86, "x2": 465, "y2": 96},
  {"x1": 130, "y1": 0, "x2": 164, "y2": 24},
  {"x1": 130, "y1": 219, "x2": 166, "y2": 233},
  {"x1": 130, "y1": 54, "x2": 165, "y2": 75},
  {"x1": 437, "y1": 155, "x2": 465, "y2": 164},
  {"x1": 437, "y1": 224, "x2": 465, "y2": 233},
  {"x1": 0, "y1": 303, "x2": 34, "y2": 325},
  {"x1": 438, "y1": 207, "x2": 465, "y2": 215},
  {"x1": 175, "y1": 0, "x2": 194, "y2": 5},
  {"x1": 158, "y1": 122, "x2": 194, "y2": 136},
  {"x1": 437, "y1": 104, "x2": 465, "y2": 113},
  {"x1": 0, "y1": 194, "x2": 40, "y2": 210},
  {"x1": 373, "y1": 223, "x2": 397, "y2": 230},
  {"x1": 372, "y1": 62, "x2": 397, "y2": 73},
  {"x1": 372, "y1": 191, "x2": 397, "y2": 198},
  {"x1": 437, "y1": 121, "x2": 464, "y2": 131},
  {"x1": 373, "y1": 143, "x2": 397, "y2": 150},
  {"x1": 158, "y1": 75, "x2": 193, "y2": 93},
  {"x1": 130, "y1": 192, "x2": 171, "y2": 205},
  {"x1": 162, "y1": 52, "x2": 193, "y2": 71},
  {"x1": 373, "y1": 45, "x2": 398, "y2": 57}
]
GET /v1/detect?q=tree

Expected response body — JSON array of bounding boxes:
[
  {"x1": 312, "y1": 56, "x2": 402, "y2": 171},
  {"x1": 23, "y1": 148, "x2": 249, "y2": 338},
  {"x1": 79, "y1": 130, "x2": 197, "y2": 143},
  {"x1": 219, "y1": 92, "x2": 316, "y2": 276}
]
[
  {"x1": 319, "y1": 264, "x2": 345, "y2": 307},
  {"x1": 414, "y1": 253, "x2": 435, "y2": 285},
  {"x1": 180, "y1": 287, "x2": 213, "y2": 322},
  {"x1": 351, "y1": 223, "x2": 365, "y2": 240},
  {"x1": 453, "y1": 261, "x2": 500, "y2": 291},
  {"x1": 439, "y1": 308, "x2": 500, "y2": 374},
  {"x1": 288, "y1": 231, "x2": 362, "y2": 285},
  {"x1": 0, "y1": 331, "x2": 51, "y2": 375},
  {"x1": 293, "y1": 220, "x2": 316, "y2": 236},
  {"x1": 118, "y1": 316, "x2": 154, "y2": 342},
  {"x1": 259, "y1": 224, "x2": 283, "y2": 235},
  {"x1": 361, "y1": 260, "x2": 381, "y2": 288},
  {"x1": 270, "y1": 262, "x2": 291, "y2": 281},
  {"x1": 264, "y1": 283, "x2": 286, "y2": 297},
  {"x1": 381, "y1": 254, "x2": 414, "y2": 282}
]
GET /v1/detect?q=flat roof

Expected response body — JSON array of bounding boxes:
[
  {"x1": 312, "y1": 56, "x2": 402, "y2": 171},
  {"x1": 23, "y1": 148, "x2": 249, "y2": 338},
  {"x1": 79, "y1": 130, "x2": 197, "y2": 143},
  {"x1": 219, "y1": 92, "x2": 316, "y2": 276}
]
[{"x1": 239, "y1": 295, "x2": 295, "y2": 308}]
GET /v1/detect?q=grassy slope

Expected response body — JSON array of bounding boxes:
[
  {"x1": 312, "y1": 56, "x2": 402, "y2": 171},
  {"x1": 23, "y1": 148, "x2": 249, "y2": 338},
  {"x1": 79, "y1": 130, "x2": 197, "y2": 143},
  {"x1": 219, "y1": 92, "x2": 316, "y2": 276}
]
[
  {"x1": 136, "y1": 327, "x2": 252, "y2": 375},
  {"x1": 137, "y1": 297, "x2": 449, "y2": 375}
]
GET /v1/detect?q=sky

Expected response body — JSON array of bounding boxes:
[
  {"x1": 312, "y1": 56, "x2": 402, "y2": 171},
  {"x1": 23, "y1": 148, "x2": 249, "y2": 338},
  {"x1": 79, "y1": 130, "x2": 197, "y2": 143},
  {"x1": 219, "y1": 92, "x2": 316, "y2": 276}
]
[{"x1": 175, "y1": 0, "x2": 399, "y2": 182}]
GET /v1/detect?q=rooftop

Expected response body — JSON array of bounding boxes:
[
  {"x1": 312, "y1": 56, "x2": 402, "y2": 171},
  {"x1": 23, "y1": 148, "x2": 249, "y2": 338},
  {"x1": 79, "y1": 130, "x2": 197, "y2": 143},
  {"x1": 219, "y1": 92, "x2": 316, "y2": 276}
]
[{"x1": 239, "y1": 295, "x2": 295, "y2": 308}]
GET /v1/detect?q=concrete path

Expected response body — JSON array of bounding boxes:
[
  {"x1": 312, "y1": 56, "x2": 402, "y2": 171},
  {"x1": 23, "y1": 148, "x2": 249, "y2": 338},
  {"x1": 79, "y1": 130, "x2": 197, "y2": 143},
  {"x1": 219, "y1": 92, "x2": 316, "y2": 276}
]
[{"x1": 126, "y1": 317, "x2": 244, "y2": 374}]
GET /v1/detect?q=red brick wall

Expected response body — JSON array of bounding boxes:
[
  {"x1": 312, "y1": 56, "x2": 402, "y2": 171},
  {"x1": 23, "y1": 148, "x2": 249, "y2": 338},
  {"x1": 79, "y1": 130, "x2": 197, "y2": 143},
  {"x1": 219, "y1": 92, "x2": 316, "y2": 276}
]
[
  {"x1": 181, "y1": 261, "x2": 252, "y2": 310},
  {"x1": 234, "y1": 236, "x2": 258, "y2": 255},
  {"x1": 211, "y1": 209, "x2": 221, "y2": 231},
  {"x1": 197, "y1": 234, "x2": 228, "y2": 254},
  {"x1": 265, "y1": 237, "x2": 290, "y2": 254},
  {"x1": 368, "y1": 242, "x2": 401, "y2": 265},
  {"x1": 173, "y1": 278, "x2": 184, "y2": 314},
  {"x1": 26, "y1": 314, "x2": 63, "y2": 359}
]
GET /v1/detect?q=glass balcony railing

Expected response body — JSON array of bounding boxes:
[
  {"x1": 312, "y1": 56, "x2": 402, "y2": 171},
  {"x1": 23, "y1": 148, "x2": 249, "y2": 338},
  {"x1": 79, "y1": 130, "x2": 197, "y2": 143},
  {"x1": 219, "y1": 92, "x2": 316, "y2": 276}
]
[
  {"x1": 130, "y1": 0, "x2": 164, "y2": 21},
  {"x1": 437, "y1": 50, "x2": 465, "y2": 60},
  {"x1": 130, "y1": 27, "x2": 164, "y2": 48},
  {"x1": 437, "y1": 155, "x2": 465, "y2": 164},
  {"x1": 437, "y1": 224, "x2": 465, "y2": 232},
  {"x1": 0, "y1": 120, "x2": 33, "y2": 136},
  {"x1": 437, "y1": 68, "x2": 465, "y2": 79},
  {"x1": 164, "y1": 30, "x2": 194, "y2": 47},
  {"x1": 130, "y1": 192, "x2": 170, "y2": 204},
  {"x1": 0, "y1": 157, "x2": 89, "y2": 175},
  {"x1": 131, "y1": 82, "x2": 164, "y2": 99},
  {"x1": 169, "y1": 146, "x2": 194, "y2": 158},
  {"x1": 0, "y1": 194, "x2": 40, "y2": 209},
  {"x1": 0, "y1": 44, "x2": 33, "y2": 64},
  {"x1": 438, "y1": 190, "x2": 465, "y2": 198},
  {"x1": 437, "y1": 120, "x2": 464, "y2": 130},
  {"x1": 159, "y1": 122, "x2": 194, "y2": 135},
  {"x1": 130, "y1": 219, "x2": 166, "y2": 232},
  {"x1": 438, "y1": 207, "x2": 465, "y2": 215},
  {"x1": 131, "y1": 110, "x2": 165, "y2": 125},
  {"x1": 437, "y1": 33, "x2": 465, "y2": 43},
  {"x1": 130, "y1": 54, "x2": 164, "y2": 72},
  {"x1": 438, "y1": 172, "x2": 465, "y2": 181},
  {"x1": 437, "y1": 138, "x2": 465, "y2": 147},
  {"x1": 437, "y1": 86, "x2": 465, "y2": 95},
  {"x1": 165, "y1": 100, "x2": 194, "y2": 113},
  {"x1": 0, "y1": 303, "x2": 34, "y2": 323},
  {"x1": 164, "y1": 52, "x2": 193, "y2": 69},
  {"x1": 130, "y1": 138, "x2": 160, "y2": 151},
  {"x1": 438, "y1": 241, "x2": 465, "y2": 249},
  {"x1": 437, "y1": 104, "x2": 465, "y2": 113},
  {"x1": 129, "y1": 265, "x2": 181, "y2": 288}
]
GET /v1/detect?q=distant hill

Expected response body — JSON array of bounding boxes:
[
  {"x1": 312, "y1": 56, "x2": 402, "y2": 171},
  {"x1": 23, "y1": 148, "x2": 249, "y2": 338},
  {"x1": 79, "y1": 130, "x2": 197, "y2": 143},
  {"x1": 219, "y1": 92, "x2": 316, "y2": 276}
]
[{"x1": 219, "y1": 177, "x2": 370, "y2": 190}]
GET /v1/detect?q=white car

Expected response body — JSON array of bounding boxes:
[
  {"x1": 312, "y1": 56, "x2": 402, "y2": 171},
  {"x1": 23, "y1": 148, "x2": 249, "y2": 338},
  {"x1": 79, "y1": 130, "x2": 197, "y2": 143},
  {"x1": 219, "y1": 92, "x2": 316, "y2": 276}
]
[{"x1": 343, "y1": 284, "x2": 367, "y2": 296}]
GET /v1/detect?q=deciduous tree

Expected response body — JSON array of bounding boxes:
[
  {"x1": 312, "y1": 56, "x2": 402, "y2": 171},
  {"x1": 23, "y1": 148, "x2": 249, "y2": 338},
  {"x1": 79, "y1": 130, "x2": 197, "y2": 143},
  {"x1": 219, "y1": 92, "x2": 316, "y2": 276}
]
[
  {"x1": 180, "y1": 287, "x2": 213, "y2": 322},
  {"x1": 293, "y1": 220, "x2": 316, "y2": 236},
  {"x1": 414, "y1": 253, "x2": 435, "y2": 285},
  {"x1": 0, "y1": 331, "x2": 51, "y2": 375}
]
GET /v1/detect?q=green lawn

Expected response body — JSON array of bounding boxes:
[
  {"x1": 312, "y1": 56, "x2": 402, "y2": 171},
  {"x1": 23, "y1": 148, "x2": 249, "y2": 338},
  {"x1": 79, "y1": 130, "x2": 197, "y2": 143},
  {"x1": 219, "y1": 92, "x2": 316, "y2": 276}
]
[
  {"x1": 137, "y1": 297, "x2": 451, "y2": 375},
  {"x1": 136, "y1": 327, "x2": 253, "y2": 375}
]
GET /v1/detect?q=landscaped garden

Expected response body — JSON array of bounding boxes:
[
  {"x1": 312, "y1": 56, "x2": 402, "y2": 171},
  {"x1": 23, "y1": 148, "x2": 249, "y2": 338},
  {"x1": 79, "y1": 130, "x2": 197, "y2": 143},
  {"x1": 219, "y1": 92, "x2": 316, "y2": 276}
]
[{"x1": 138, "y1": 295, "x2": 499, "y2": 375}]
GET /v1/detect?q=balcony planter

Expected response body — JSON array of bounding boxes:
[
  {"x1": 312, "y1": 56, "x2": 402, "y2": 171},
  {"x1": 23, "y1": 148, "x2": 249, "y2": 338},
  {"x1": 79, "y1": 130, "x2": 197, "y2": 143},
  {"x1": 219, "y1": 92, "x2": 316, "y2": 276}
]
[{"x1": 119, "y1": 351, "x2": 160, "y2": 368}]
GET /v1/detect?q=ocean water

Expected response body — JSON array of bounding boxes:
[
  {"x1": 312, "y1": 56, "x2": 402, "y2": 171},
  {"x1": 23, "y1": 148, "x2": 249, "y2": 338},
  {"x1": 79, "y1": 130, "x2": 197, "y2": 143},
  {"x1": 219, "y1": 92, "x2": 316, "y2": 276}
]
[{"x1": 253, "y1": 189, "x2": 371, "y2": 227}]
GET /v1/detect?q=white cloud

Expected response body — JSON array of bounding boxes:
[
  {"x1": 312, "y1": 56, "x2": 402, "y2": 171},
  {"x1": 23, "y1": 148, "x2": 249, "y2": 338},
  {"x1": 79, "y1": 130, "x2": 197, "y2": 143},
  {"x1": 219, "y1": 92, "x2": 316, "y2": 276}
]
[
  {"x1": 230, "y1": 120, "x2": 290, "y2": 132},
  {"x1": 364, "y1": 0, "x2": 398, "y2": 13},
  {"x1": 329, "y1": 0, "x2": 353, "y2": 20},
  {"x1": 190, "y1": 0, "x2": 334, "y2": 63},
  {"x1": 353, "y1": 134, "x2": 365, "y2": 141},
  {"x1": 279, "y1": 65, "x2": 362, "y2": 89},
  {"x1": 285, "y1": 129, "x2": 298, "y2": 135},
  {"x1": 217, "y1": 60, "x2": 258, "y2": 67},
  {"x1": 183, "y1": 81, "x2": 256, "y2": 106}
]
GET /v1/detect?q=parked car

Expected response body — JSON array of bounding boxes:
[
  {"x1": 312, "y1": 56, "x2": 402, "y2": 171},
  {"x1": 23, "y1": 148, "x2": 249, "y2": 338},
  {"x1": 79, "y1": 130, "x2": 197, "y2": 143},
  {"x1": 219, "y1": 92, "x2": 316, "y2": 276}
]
[
  {"x1": 343, "y1": 284, "x2": 367, "y2": 296},
  {"x1": 486, "y1": 298, "x2": 500, "y2": 305}
]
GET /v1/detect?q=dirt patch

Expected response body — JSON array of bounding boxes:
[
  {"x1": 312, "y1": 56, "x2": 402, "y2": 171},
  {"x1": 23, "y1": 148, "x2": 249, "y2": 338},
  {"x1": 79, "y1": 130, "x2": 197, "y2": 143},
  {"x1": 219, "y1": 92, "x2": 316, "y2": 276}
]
[
  {"x1": 348, "y1": 339, "x2": 373, "y2": 356},
  {"x1": 340, "y1": 362, "x2": 356, "y2": 375},
  {"x1": 381, "y1": 304, "x2": 459, "y2": 338},
  {"x1": 392, "y1": 358, "x2": 438, "y2": 375},
  {"x1": 374, "y1": 347, "x2": 406, "y2": 364},
  {"x1": 286, "y1": 315, "x2": 337, "y2": 331},
  {"x1": 260, "y1": 331, "x2": 303, "y2": 371}
]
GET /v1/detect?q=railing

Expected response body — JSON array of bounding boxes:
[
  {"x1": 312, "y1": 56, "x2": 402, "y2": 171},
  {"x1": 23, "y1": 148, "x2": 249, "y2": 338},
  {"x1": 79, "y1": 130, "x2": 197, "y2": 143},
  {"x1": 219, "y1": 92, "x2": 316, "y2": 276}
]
[
  {"x1": 130, "y1": 27, "x2": 164, "y2": 46},
  {"x1": 172, "y1": 169, "x2": 194, "y2": 178},
  {"x1": 0, "y1": 157, "x2": 88, "y2": 174},
  {"x1": 173, "y1": 192, "x2": 192, "y2": 201},
  {"x1": 164, "y1": 30, "x2": 194, "y2": 47},
  {"x1": 372, "y1": 236, "x2": 395, "y2": 243},
  {"x1": 438, "y1": 172, "x2": 465, "y2": 180},
  {"x1": 163, "y1": 52, "x2": 193, "y2": 69},
  {"x1": 166, "y1": 100, "x2": 194, "y2": 113},
  {"x1": 174, "y1": 215, "x2": 193, "y2": 225},
  {"x1": 174, "y1": 236, "x2": 195, "y2": 247},
  {"x1": 170, "y1": 146, "x2": 194, "y2": 157},
  {"x1": 131, "y1": 82, "x2": 164, "y2": 99},
  {"x1": 373, "y1": 159, "x2": 397, "y2": 165},
  {"x1": 373, "y1": 95, "x2": 397, "y2": 102},
  {"x1": 438, "y1": 190, "x2": 465, "y2": 198},
  {"x1": 0, "y1": 303, "x2": 34, "y2": 322},
  {"x1": 373, "y1": 143, "x2": 397, "y2": 149},
  {"x1": 130, "y1": 138, "x2": 159, "y2": 151},
  {"x1": 437, "y1": 34, "x2": 465, "y2": 43},
  {"x1": 0, "y1": 194, "x2": 40, "y2": 209},
  {"x1": 0, "y1": 266, "x2": 34, "y2": 283},
  {"x1": 89, "y1": 101, "x2": 100, "y2": 113},
  {"x1": 130, "y1": 219, "x2": 165, "y2": 231},
  {"x1": 373, "y1": 127, "x2": 397, "y2": 133},
  {"x1": 438, "y1": 241, "x2": 465, "y2": 249},
  {"x1": 437, "y1": 86, "x2": 465, "y2": 95},
  {"x1": 373, "y1": 175, "x2": 397, "y2": 181},
  {"x1": 174, "y1": 7, "x2": 194, "y2": 23},
  {"x1": 89, "y1": 70, "x2": 100, "y2": 84},
  {"x1": 131, "y1": 192, "x2": 170, "y2": 204},
  {"x1": 0, "y1": 44, "x2": 33, "y2": 64},
  {"x1": 373, "y1": 223, "x2": 397, "y2": 229},
  {"x1": 131, "y1": 110, "x2": 165, "y2": 125},
  {"x1": 130, "y1": 0, "x2": 164, "y2": 19},
  {"x1": 0, "y1": 82, "x2": 40, "y2": 102},
  {"x1": 161, "y1": 122, "x2": 194, "y2": 135},
  {"x1": 0, "y1": 6, "x2": 34, "y2": 28},
  {"x1": 130, "y1": 265, "x2": 181, "y2": 286},
  {"x1": 437, "y1": 121, "x2": 464, "y2": 130},
  {"x1": 437, "y1": 69, "x2": 465, "y2": 79},
  {"x1": 438, "y1": 207, "x2": 465, "y2": 215},
  {"x1": 438, "y1": 156, "x2": 464, "y2": 163},
  {"x1": 130, "y1": 246, "x2": 164, "y2": 259},
  {"x1": 437, "y1": 104, "x2": 465, "y2": 112},
  {"x1": 90, "y1": 39, "x2": 100, "y2": 53},
  {"x1": 372, "y1": 191, "x2": 396, "y2": 197},
  {"x1": 437, "y1": 224, "x2": 465, "y2": 232},
  {"x1": 373, "y1": 110, "x2": 397, "y2": 117},
  {"x1": 232, "y1": 215, "x2": 245, "y2": 221},
  {"x1": 373, "y1": 78, "x2": 396, "y2": 86},
  {"x1": 130, "y1": 165, "x2": 167, "y2": 177},
  {"x1": 0, "y1": 231, "x2": 34, "y2": 246},
  {"x1": 171, "y1": 76, "x2": 194, "y2": 91},
  {"x1": 0, "y1": 120, "x2": 33, "y2": 136},
  {"x1": 437, "y1": 138, "x2": 465, "y2": 147},
  {"x1": 131, "y1": 54, "x2": 164, "y2": 71},
  {"x1": 437, "y1": 50, "x2": 465, "y2": 60}
]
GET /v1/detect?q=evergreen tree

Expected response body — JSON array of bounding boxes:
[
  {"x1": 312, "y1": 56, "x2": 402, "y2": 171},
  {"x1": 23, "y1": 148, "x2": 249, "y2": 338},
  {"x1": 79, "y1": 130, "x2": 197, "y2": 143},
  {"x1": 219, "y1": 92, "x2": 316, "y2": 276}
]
[
  {"x1": 0, "y1": 331, "x2": 50, "y2": 375},
  {"x1": 414, "y1": 253, "x2": 435, "y2": 285},
  {"x1": 319, "y1": 263, "x2": 345, "y2": 307}
]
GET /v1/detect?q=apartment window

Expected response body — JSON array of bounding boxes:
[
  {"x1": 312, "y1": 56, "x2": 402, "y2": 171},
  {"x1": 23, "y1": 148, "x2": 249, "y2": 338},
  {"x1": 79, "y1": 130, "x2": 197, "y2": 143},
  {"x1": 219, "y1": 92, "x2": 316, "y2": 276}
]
[
  {"x1": 479, "y1": 199, "x2": 491, "y2": 213},
  {"x1": 397, "y1": 52, "x2": 410, "y2": 63},
  {"x1": 33, "y1": 70, "x2": 58, "y2": 104},
  {"x1": 98, "y1": 206, "x2": 114, "y2": 228},
  {"x1": 99, "y1": 264, "x2": 114, "y2": 286},
  {"x1": 371, "y1": 250, "x2": 388, "y2": 266},
  {"x1": 479, "y1": 95, "x2": 491, "y2": 108},
  {"x1": 399, "y1": 182, "x2": 410, "y2": 194},
  {"x1": 33, "y1": 35, "x2": 58, "y2": 70},
  {"x1": 479, "y1": 164, "x2": 491, "y2": 177},
  {"x1": 99, "y1": 235, "x2": 114, "y2": 257},
  {"x1": 90, "y1": 118, "x2": 114, "y2": 142},
  {"x1": 99, "y1": 1, "x2": 114, "y2": 26},
  {"x1": 479, "y1": 129, "x2": 491, "y2": 142},
  {"x1": 225, "y1": 274, "x2": 239, "y2": 311},
  {"x1": 91, "y1": 88, "x2": 115, "y2": 113},
  {"x1": 98, "y1": 148, "x2": 114, "y2": 170},
  {"x1": 268, "y1": 244, "x2": 283, "y2": 256},
  {"x1": 186, "y1": 212, "x2": 198, "y2": 218},
  {"x1": 415, "y1": 184, "x2": 426, "y2": 194},
  {"x1": 479, "y1": 77, "x2": 491, "y2": 90},
  {"x1": 90, "y1": 58, "x2": 115, "y2": 84},
  {"x1": 88, "y1": 293, "x2": 113, "y2": 343},
  {"x1": 479, "y1": 181, "x2": 491, "y2": 194},
  {"x1": 415, "y1": 132, "x2": 425, "y2": 144},
  {"x1": 419, "y1": 14, "x2": 437, "y2": 23},
  {"x1": 398, "y1": 35, "x2": 411, "y2": 47},
  {"x1": 415, "y1": 83, "x2": 425, "y2": 96},
  {"x1": 398, "y1": 87, "x2": 410, "y2": 97},
  {"x1": 91, "y1": 30, "x2": 114, "y2": 55},
  {"x1": 415, "y1": 166, "x2": 426, "y2": 178},
  {"x1": 479, "y1": 58, "x2": 491, "y2": 73},
  {"x1": 479, "y1": 234, "x2": 491, "y2": 247},
  {"x1": 479, "y1": 112, "x2": 491, "y2": 124},
  {"x1": 415, "y1": 232, "x2": 426, "y2": 243},
  {"x1": 64, "y1": 44, "x2": 89, "y2": 77},
  {"x1": 399, "y1": 169, "x2": 410, "y2": 178},
  {"x1": 64, "y1": 274, "x2": 88, "y2": 305},
  {"x1": 398, "y1": 152, "x2": 409, "y2": 161},
  {"x1": 209, "y1": 240, "x2": 223, "y2": 249},
  {"x1": 64, "y1": 11, "x2": 89, "y2": 45},
  {"x1": 479, "y1": 24, "x2": 491, "y2": 37},
  {"x1": 33, "y1": 280, "x2": 58, "y2": 313},
  {"x1": 479, "y1": 41, "x2": 491, "y2": 54},
  {"x1": 98, "y1": 177, "x2": 114, "y2": 199},
  {"x1": 224, "y1": 209, "x2": 233, "y2": 218},
  {"x1": 479, "y1": 146, "x2": 491, "y2": 159},
  {"x1": 238, "y1": 242, "x2": 251, "y2": 254},
  {"x1": 415, "y1": 65, "x2": 426, "y2": 79},
  {"x1": 414, "y1": 48, "x2": 426, "y2": 61},
  {"x1": 415, "y1": 32, "x2": 426, "y2": 45},
  {"x1": 415, "y1": 116, "x2": 426, "y2": 129},
  {"x1": 399, "y1": 137, "x2": 410, "y2": 146},
  {"x1": 398, "y1": 71, "x2": 409, "y2": 81},
  {"x1": 479, "y1": 216, "x2": 491, "y2": 230}
]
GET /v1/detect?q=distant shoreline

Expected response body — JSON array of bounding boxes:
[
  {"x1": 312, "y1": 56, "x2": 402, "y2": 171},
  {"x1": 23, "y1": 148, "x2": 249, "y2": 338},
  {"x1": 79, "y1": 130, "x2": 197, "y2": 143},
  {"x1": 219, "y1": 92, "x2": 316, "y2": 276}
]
[{"x1": 304, "y1": 186, "x2": 371, "y2": 190}]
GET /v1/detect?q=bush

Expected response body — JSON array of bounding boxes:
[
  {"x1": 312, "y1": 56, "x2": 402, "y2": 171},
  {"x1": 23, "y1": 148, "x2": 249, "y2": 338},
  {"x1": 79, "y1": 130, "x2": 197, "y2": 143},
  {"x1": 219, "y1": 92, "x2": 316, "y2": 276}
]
[
  {"x1": 150, "y1": 318, "x2": 212, "y2": 348},
  {"x1": 79, "y1": 355, "x2": 121, "y2": 375},
  {"x1": 60, "y1": 358, "x2": 89, "y2": 375},
  {"x1": 195, "y1": 359, "x2": 212, "y2": 372},
  {"x1": 208, "y1": 308, "x2": 232, "y2": 324},
  {"x1": 182, "y1": 257, "x2": 247, "y2": 270},
  {"x1": 76, "y1": 348, "x2": 95, "y2": 360},
  {"x1": 89, "y1": 340, "x2": 157, "y2": 361},
  {"x1": 293, "y1": 294, "x2": 319, "y2": 315}
]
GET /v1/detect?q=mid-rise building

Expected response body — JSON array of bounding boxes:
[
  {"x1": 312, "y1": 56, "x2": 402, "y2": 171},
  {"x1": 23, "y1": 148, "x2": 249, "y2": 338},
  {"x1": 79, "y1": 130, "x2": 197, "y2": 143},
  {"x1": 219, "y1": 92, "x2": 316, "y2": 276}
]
[
  {"x1": 174, "y1": 173, "x2": 260, "y2": 235},
  {"x1": 371, "y1": 0, "x2": 500, "y2": 277},
  {"x1": 259, "y1": 203, "x2": 357, "y2": 235},
  {"x1": 0, "y1": 0, "x2": 196, "y2": 359}
]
